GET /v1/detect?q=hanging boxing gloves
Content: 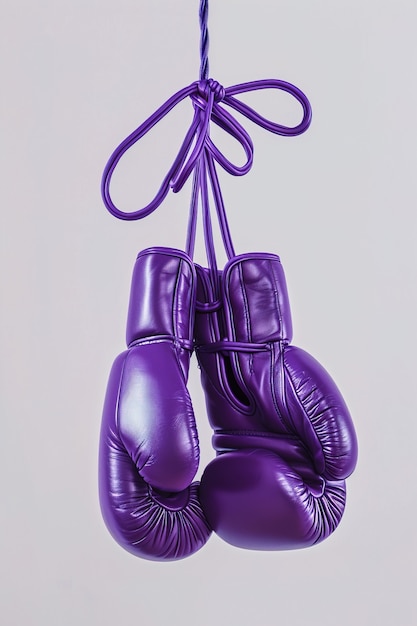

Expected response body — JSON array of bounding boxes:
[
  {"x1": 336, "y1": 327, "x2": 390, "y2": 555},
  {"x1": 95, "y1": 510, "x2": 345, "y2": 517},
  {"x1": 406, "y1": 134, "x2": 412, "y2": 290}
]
[{"x1": 99, "y1": 0, "x2": 357, "y2": 560}]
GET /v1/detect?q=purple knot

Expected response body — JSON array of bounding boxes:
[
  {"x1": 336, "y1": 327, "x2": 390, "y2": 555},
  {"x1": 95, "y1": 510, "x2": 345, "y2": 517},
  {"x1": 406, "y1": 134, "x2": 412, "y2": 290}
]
[{"x1": 198, "y1": 79, "x2": 225, "y2": 102}]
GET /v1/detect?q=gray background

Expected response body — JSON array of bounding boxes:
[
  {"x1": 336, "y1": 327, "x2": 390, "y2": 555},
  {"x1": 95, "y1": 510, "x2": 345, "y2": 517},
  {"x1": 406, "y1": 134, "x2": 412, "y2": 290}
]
[{"x1": 1, "y1": 1, "x2": 416, "y2": 624}]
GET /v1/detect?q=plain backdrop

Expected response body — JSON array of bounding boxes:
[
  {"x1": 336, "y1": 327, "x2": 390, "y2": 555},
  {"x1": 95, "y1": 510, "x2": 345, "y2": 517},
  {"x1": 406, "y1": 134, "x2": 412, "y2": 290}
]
[{"x1": 1, "y1": 1, "x2": 416, "y2": 624}]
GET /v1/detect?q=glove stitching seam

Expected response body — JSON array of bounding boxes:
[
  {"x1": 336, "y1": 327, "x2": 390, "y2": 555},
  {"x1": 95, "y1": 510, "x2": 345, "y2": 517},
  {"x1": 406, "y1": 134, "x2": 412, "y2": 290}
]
[
  {"x1": 115, "y1": 350, "x2": 130, "y2": 435},
  {"x1": 172, "y1": 259, "x2": 182, "y2": 340},
  {"x1": 238, "y1": 263, "x2": 253, "y2": 375},
  {"x1": 270, "y1": 341, "x2": 289, "y2": 432},
  {"x1": 283, "y1": 356, "x2": 326, "y2": 475},
  {"x1": 269, "y1": 258, "x2": 284, "y2": 340}
]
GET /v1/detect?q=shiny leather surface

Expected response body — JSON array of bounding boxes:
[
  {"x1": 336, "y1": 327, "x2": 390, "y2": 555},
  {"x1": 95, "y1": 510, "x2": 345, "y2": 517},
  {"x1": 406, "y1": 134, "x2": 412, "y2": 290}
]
[
  {"x1": 195, "y1": 253, "x2": 358, "y2": 550},
  {"x1": 99, "y1": 248, "x2": 211, "y2": 561}
]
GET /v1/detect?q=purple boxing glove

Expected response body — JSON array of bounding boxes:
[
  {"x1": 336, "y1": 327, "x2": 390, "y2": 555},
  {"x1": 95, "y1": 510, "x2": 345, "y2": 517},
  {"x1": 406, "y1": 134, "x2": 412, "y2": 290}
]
[
  {"x1": 99, "y1": 247, "x2": 211, "y2": 560},
  {"x1": 194, "y1": 253, "x2": 358, "y2": 550}
]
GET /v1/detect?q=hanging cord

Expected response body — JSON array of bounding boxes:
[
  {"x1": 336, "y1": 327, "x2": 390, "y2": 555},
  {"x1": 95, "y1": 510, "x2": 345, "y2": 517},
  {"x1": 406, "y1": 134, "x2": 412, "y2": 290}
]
[
  {"x1": 199, "y1": 0, "x2": 209, "y2": 80},
  {"x1": 101, "y1": 0, "x2": 312, "y2": 278}
]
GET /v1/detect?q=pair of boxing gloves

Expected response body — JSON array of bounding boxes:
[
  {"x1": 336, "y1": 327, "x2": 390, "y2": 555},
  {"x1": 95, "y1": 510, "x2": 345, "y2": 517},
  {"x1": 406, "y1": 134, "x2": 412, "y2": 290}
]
[{"x1": 99, "y1": 247, "x2": 358, "y2": 561}]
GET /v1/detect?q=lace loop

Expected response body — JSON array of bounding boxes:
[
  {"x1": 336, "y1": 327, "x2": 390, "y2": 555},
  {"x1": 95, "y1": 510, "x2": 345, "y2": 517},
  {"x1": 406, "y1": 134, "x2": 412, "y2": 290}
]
[{"x1": 101, "y1": 78, "x2": 311, "y2": 222}]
